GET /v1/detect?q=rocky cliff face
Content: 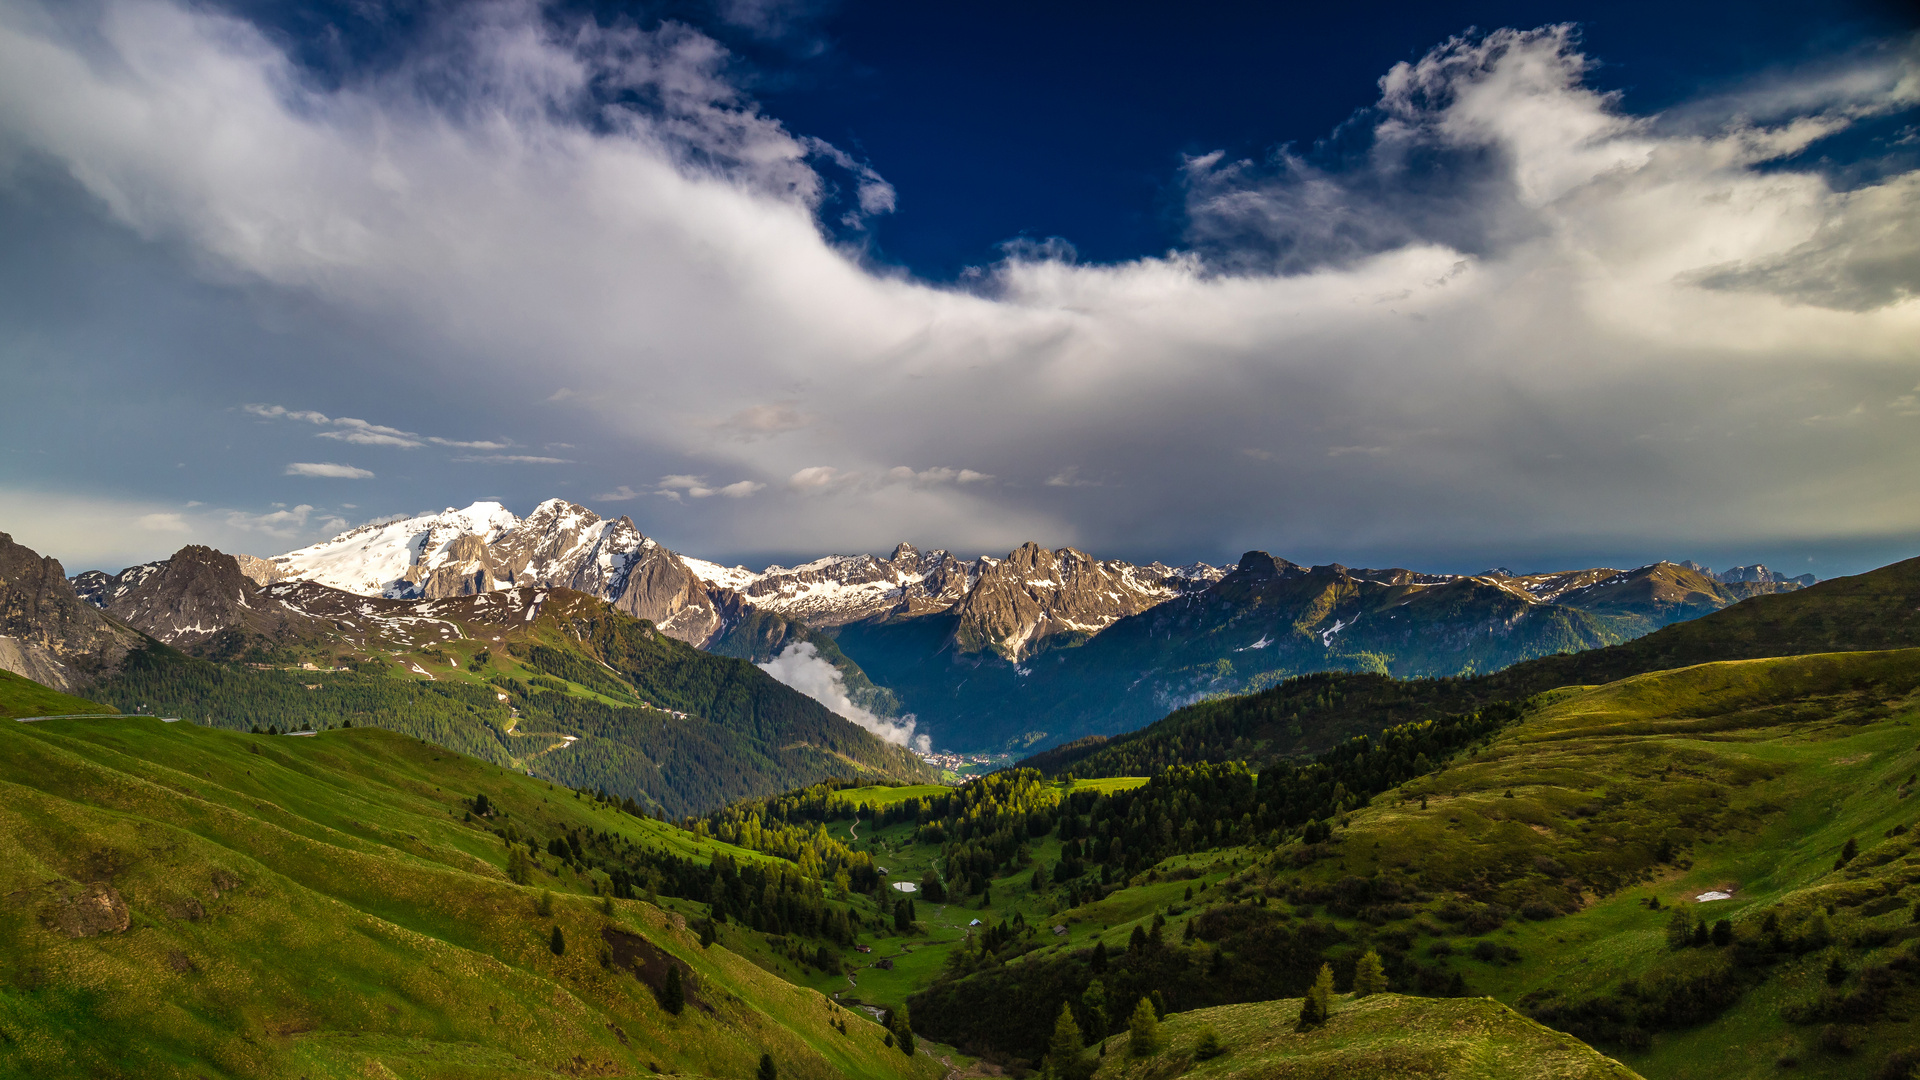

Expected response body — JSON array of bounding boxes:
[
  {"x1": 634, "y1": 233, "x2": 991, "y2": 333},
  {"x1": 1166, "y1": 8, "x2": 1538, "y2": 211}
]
[
  {"x1": 950, "y1": 542, "x2": 1219, "y2": 660},
  {"x1": 0, "y1": 533, "x2": 142, "y2": 692}
]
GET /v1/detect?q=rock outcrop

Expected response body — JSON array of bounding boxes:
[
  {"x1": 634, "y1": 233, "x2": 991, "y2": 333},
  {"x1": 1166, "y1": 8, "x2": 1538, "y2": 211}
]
[{"x1": 0, "y1": 533, "x2": 141, "y2": 691}]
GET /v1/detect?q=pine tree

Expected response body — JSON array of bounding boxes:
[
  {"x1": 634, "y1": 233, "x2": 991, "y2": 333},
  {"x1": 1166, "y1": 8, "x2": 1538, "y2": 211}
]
[
  {"x1": 662, "y1": 965, "x2": 685, "y2": 1015},
  {"x1": 890, "y1": 1007, "x2": 915, "y2": 1056},
  {"x1": 1150, "y1": 989, "x2": 1167, "y2": 1020},
  {"x1": 549, "y1": 925, "x2": 566, "y2": 956},
  {"x1": 1297, "y1": 963, "x2": 1334, "y2": 1029},
  {"x1": 1665, "y1": 904, "x2": 1695, "y2": 949},
  {"x1": 1354, "y1": 948, "x2": 1388, "y2": 996},
  {"x1": 1080, "y1": 978, "x2": 1107, "y2": 1039},
  {"x1": 1045, "y1": 1002, "x2": 1086, "y2": 1080},
  {"x1": 1127, "y1": 996, "x2": 1160, "y2": 1057},
  {"x1": 756, "y1": 1053, "x2": 776, "y2": 1080},
  {"x1": 537, "y1": 890, "x2": 555, "y2": 917},
  {"x1": 699, "y1": 918, "x2": 717, "y2": 948},
  {"x1": 1193, "y1": 1025, "x2": 1225, "y2": 1060}
]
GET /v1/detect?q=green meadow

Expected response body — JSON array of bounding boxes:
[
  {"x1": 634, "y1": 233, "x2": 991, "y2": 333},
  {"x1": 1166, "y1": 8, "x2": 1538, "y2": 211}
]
[{"x1": 0, "y1": 706, "x2": 944, "y2": 1080}]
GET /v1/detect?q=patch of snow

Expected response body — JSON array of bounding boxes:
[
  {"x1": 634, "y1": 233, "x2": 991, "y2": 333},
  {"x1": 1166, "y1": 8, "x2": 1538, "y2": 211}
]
[
  {"x1": 1236, "y1": 635, "x2": 1272, "y2": 651},
  {"x1": 1695, "y1": 890, "x2": 1733, "y2": 902},
  {"x1": 891, "y1": 881, "x2": 917, "y2": 893}
]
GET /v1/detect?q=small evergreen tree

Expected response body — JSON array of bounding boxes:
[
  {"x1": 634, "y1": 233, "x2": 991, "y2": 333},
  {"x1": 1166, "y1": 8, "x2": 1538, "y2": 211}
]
[
  {"x1": 1666, "y1": 904, "x2": 1696, "y2": 949},
  {"x1": 699, "y1": 918, "x2": 717, "y2": 948},
  {"x1": 1691, "y1": 919, "x2": 1710, "y2": 947},
  {"x1": 1711, "y1": 919, "x2": 1733, "y2": 946},
  {"x1": 1081, "y1": 978, "x2": 1107, "y2": 1038},
  {"x1": 756, "y1": 1052, "x2": 777, "y2": 1080},
  {"x1": 1297, "y1": 963, "x2": 1334, "y2": 1029},
  {"x1": 1127, "y1": 997, "x2": 1159, "y2": 1056},
  {"x1": 1354, "y1": 948, "x2": 1388, "y2": 996},
  {"x1": 600, "y1": 893, "x2": 614, "y2": 916},
  {"x1": 1193, "y1": 1025, "x2": 1225, "y2": 1060},
  {"x1": 1150, "y1": 989, "x2": 1167, "y2": 1020},
  {"x1": 1045, "y1": 1002, "x2": 1086, "y2": 1080},
  {"x1": 549, "y1": 925, "x2": 566, "y2": 956},
  {"x1": 890, "y1": 1007, "x2": 915, "y2": 1056},
  {"x1": 662, "y1": 965, "x2": 685, "y2": 1015},
  {"x1": 1837, "y1": 837, "x2": 1858, "y2": 868}
]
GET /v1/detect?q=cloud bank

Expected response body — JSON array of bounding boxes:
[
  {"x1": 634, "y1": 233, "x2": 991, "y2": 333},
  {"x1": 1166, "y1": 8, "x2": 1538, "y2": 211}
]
[
  {"x1": 757, "y1": 641, "x2": 928, "y2": 751},
  {"x1": 0, "y1": 3, "x2": 1915, "y2": 571}
]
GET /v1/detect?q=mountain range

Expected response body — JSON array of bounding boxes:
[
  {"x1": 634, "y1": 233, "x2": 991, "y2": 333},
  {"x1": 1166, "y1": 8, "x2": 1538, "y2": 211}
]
[
  {"x1": 28, "y1": 497, "x2": 1817, "y2": 755},
  {"x1": 0, "y1": 529, "x2": 936, "y2": 816}
]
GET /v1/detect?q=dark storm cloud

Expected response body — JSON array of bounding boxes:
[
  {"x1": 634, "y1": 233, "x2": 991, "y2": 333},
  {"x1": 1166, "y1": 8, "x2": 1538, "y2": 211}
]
[{"x1": 0, "y1": 2, "x2": 1916, "y2": 576}]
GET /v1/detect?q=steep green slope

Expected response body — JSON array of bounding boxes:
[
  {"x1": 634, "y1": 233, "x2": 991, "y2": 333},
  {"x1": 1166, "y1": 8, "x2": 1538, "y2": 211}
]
[
  {"x1": 1029, "y1": 555, "x2": 1920, "y2": 779},
  {"x1": 0, "y1": 716, "x2": 943, "y2": 1080},
  {"x1": 0, "y1": 669, "x2": 116, "y2": 720},
  {"x1": 908, "y1": 649, "x2": 1920, "y2": 1079},
  {"x1": 1089, "y1": 995, "x2": 1641, "y2": 1080},
  {"x1": 83, "y1": 589, "x2": 936, "y2": 816}
]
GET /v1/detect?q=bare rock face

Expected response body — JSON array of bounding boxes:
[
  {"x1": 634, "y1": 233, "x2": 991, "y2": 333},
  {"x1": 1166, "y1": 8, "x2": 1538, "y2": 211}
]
[
  {"x1": 0, "y1": 533, "x2": 141, "y2": 691},
  {"x1": 416, "y1": 533, "x2": 497, "y2": 599},
  {"x1": 230, "y1": 554, "x2": 284, "y2": 586},
  {"x1": 951, "y1": 543, "x2": 1213, "y2": 660},
  {"x1": 43, "y1": 881, "x2": 130, "y2": 938}
]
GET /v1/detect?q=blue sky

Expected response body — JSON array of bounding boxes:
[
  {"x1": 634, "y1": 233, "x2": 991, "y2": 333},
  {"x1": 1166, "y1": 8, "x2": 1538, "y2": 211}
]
[{"x1": 0, "y1": 0, "x2": 1916, "y2": 576}]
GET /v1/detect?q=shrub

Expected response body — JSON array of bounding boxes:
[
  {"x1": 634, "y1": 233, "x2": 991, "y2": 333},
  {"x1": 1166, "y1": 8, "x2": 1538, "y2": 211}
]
[
  {"x1": 1872, "y1": 1047, "x2": 1920, "y2": 1080},
  {"x1": 1817, "y1": 1024, "x2": 1852, "y2": 1055},
  {"x1": 549, "y1": 925, "x2": 566, "y2": 956},
  {"x1": 1194, "y1": 1025, "x2": 1226, "y2": 1060}
]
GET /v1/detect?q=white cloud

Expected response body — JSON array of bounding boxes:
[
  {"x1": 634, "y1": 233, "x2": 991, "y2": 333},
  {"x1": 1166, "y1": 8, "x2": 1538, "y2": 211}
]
[
  {"x1": 285, "y1": 462, "x2": 375, "y2": 478},
  {"x1": 136, "y1": 512, "x2": 188, "y2": 531},
  {"x1": 247, "y1": 404, "x2": 510, "y2": 452},
  {"x1": 656, "y1": 475, "x2": 765, "y2": 500},
  {"x1": 452, "y1": 454, "x2": 571, "y2": 464},
  {"x1": 757, "y1": 641, "x2": 927, "y2": 749},
  {"x1": 2, "y1": 5, "x2": 1916, "y2": 562}
]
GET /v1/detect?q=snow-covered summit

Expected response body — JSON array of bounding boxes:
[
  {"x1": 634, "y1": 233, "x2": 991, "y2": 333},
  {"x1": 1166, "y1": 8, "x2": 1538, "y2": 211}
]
[{"x1": 272, "y1": 501, "x2": 519, "y2": 597}]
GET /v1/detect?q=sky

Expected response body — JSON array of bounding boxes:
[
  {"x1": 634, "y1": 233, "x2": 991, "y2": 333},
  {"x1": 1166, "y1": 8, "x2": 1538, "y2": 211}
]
[{"x1": 0, "y1": 0, "x2": 1916, "y2": 579}]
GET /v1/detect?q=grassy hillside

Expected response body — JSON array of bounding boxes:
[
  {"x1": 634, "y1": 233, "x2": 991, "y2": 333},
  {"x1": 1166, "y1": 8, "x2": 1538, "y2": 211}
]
[
  {"x1": 0, "y1": 715, "x2": 945, "y2": 1080},
  {"x1": 83, "y1": 589, "x2": 936, "y2": 816},
  {"x1": 1089, "y1": 995, "x2": 1641, "y2": 1080},
  {"x1": 0, "y1": 669, "x2": 116, "y2": 720},
  {"x1": 906, "y1": 649, "x2": 1920, "y2": 1078}
]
